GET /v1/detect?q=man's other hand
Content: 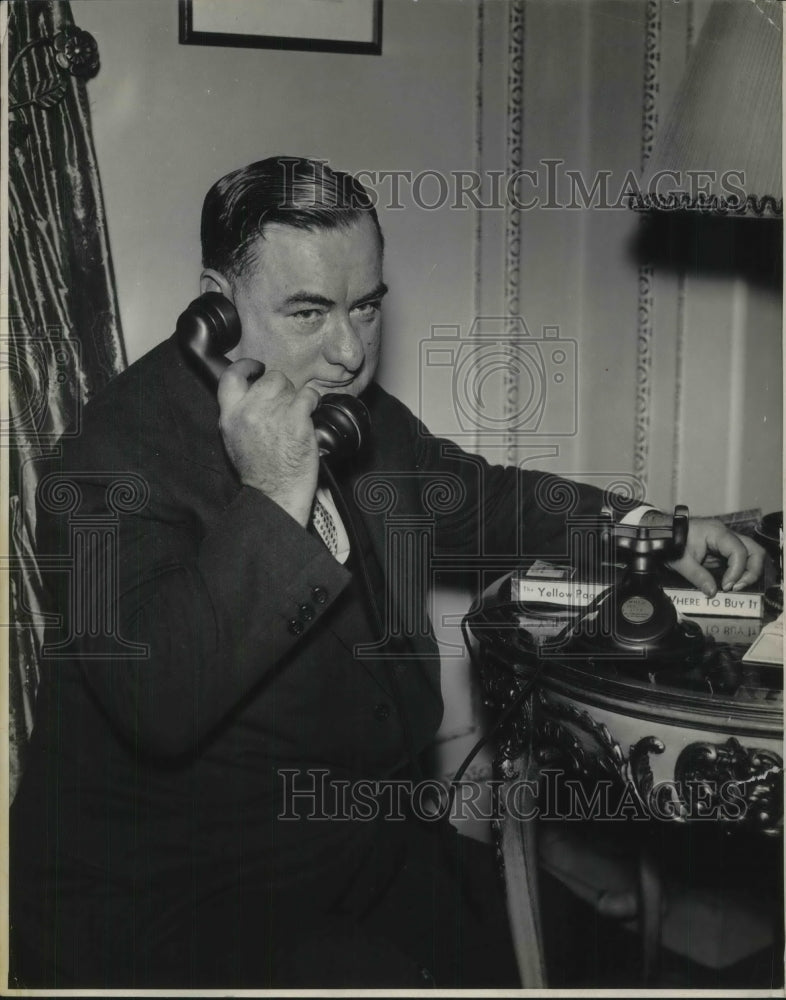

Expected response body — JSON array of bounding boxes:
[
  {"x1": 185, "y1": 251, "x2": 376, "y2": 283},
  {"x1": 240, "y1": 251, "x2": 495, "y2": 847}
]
[
  {"x1": 218, "y1": 359, "x2": 320, "y2": 527},
  {"x1": 642, "y1": 512, "x2": 766, "y2": 597}
]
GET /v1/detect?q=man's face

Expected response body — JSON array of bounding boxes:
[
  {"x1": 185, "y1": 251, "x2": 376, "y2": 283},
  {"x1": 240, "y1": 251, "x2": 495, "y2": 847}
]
[{"x1": 221, "y1": 215, "x2": 385, "y2": 397}]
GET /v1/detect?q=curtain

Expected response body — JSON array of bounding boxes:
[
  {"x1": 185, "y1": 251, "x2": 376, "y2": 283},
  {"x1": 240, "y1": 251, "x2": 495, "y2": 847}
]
[{"x1": 7, "y1": 0, "x2": 126, "y2": 798}]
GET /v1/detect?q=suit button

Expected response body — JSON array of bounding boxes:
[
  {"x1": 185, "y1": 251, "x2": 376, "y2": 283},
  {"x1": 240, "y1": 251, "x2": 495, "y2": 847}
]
[
  {"x1": 311, "y1": 586, "x2": 328, "y2": 605},
  {"x1": 374, "y1": 702, "x2": 391, "y2": 721},
  {"x1": 298, "y1": 602, "x2": 315, "y2": 621},
  {"x1": 287, "y1": 618, "x2": 304, "y2": 636}
]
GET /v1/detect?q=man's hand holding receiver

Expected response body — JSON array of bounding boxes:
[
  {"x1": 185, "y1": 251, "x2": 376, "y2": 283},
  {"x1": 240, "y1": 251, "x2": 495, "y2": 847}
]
[{"x1": 218, "y1": 359, "x2": 321, "y2": 527}]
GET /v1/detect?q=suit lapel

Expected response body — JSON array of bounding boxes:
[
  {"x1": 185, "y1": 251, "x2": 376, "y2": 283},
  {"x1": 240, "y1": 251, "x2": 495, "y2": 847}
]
[{"x1": 331, "y1": 459, "x2": 439, "y2": 667}]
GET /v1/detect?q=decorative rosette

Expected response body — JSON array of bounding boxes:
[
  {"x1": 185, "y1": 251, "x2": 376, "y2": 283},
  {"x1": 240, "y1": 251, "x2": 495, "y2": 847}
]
[
  {"x1": 9, "y1": 22, "x2": 101, "y2": 138},
  {"x1": 52, "y1": 26, "x2": 100, "y2": 80}
]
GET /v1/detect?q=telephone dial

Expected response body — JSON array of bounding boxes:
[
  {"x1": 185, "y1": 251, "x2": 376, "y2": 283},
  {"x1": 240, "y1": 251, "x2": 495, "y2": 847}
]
[{"x1": 176, "y1": 291, "x2": 371, "y2": 461}]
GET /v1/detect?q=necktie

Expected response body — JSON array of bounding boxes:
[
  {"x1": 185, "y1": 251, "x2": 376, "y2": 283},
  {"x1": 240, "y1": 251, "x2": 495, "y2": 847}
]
[{"x1": 311, "y1": 495, "x2": 339, "y2": 557}]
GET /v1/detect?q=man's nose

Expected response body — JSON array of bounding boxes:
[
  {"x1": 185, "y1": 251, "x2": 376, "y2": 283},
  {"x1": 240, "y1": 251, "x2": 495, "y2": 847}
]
[{"x1": 324, "y1": 314, "x2": 365, "y2": 371}]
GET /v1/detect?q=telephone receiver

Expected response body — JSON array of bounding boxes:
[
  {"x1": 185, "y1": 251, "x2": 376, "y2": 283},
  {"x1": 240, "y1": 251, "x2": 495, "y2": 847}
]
[{"x1": 176, "y1": 291, "x2": 370, "y2": 461}]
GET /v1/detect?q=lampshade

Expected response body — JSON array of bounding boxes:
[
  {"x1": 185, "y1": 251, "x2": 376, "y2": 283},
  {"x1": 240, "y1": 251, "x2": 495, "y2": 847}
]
[{"x1": 633, "y1": 0, "x2": 782, "y2": 218}]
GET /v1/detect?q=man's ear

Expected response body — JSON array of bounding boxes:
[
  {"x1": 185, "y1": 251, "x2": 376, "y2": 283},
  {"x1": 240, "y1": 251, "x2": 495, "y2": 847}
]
[{"x1": 200, "y1": 268, "x2": 233, "y2": 299}]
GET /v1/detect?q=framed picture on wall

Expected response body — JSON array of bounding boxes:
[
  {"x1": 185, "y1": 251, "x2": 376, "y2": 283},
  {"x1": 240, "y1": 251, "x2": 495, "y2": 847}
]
[{"x1": 179, "y1": 0, "x2": 383, "y2": 55}]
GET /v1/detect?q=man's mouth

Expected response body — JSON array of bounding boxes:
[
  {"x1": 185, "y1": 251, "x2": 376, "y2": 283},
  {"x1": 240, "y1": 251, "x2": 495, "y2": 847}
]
[{"x1": 312, "y1": 377, "x2": 356, "y2": 390}]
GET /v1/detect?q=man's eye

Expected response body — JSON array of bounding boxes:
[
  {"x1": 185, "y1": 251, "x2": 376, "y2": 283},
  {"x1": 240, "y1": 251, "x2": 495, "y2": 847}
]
[
  {"x1": 291, "y1": 309, "x2": 323, "y2": 322},
  {"x1": 353, "y1": 301, "x2": 381, "y2": 320}
]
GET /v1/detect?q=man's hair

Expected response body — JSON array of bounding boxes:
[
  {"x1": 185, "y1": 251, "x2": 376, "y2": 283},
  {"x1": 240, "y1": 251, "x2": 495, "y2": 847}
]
[{"x1": 201, "y1": 156, "x2": 383, "y2": 280}]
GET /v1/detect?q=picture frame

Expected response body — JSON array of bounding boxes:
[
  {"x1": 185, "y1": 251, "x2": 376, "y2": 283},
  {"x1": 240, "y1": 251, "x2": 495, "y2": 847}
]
[{"x1": 178, "y1": 0, "x2": 383, "y2": 56}]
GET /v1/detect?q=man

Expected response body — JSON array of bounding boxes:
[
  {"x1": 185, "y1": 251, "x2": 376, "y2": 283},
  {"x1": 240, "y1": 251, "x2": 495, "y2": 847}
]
[{"x1": 10, "y1": 157, "x2": 764, "y2": 989}]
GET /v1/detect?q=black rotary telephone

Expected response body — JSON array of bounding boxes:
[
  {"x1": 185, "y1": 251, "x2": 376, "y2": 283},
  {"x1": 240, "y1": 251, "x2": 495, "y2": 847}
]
[
  {"x1": 176, "y1": 291, "x2": 371, "y2": 461},
  {"x1": 558, "y1": 505, "x2": 706, "y2": 664}
]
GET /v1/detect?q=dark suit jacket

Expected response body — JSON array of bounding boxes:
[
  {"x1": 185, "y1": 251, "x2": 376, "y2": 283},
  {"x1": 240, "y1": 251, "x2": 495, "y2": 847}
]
[{"x1": 11, "y1": 334, "x2": 612, "y2": 985}]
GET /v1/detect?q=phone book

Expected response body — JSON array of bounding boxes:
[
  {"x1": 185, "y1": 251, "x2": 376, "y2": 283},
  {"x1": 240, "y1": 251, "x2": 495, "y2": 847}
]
[{"x1": 512, "y1": 559, "x2": 763, "y2": 619}]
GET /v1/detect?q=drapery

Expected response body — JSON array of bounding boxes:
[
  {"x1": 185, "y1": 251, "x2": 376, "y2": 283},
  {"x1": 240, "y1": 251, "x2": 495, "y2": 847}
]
[{"x1": 7, "y1": 0, "x2": 126, "y2": 797}]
